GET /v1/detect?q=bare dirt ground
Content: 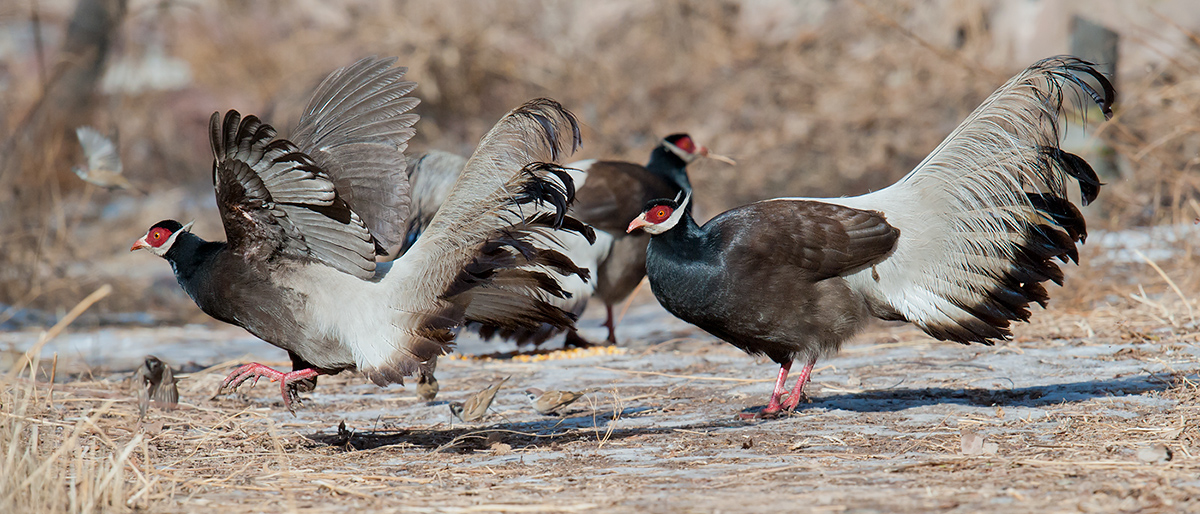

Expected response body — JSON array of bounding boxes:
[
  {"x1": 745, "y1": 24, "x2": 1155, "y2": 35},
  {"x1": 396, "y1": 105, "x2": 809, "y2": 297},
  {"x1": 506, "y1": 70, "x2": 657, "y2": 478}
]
[{"x1": 4, "y1": 240, "x2": 1200, "y2": 513}]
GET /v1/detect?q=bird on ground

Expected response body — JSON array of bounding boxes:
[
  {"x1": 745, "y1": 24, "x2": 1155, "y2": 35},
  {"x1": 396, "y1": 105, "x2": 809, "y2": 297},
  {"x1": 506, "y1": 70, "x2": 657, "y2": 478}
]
[
  {"x1": 73, "y1": 126, "x2": 140, "y2": 192},
  {"x1": 131, "y1": 56, "x2": 592, "y2": 413},
  {"x1": 404, "y1": 135, "x2": 734, "y2": 347},
  {"x1": 525, "y1": 387, "x2": 596, "y2": 415},
  {"x1": 416, "y1": 358, "x2": 439, "y2": 401},
  {"x1": 134, "y1": 355, "x2": 178, "y2": 418},
  {"x1": 449, "y1": 376, "x2": 510, "y2": 422},
  {"x1": 627, "y1": 57, "x2": 1115, "y2": 418}
]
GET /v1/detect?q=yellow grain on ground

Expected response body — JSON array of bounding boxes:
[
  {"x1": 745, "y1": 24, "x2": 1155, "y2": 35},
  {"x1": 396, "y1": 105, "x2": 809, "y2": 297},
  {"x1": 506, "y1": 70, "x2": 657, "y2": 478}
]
[{"x1": 448, "y1": 346, "x2": 627, "y2": 363}]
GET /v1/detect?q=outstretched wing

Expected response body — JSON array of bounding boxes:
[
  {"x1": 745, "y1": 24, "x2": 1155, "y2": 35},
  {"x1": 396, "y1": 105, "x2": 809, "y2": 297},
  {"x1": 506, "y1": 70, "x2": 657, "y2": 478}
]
[
  {"x1": 399, "y1": 154, "x2": 605, "y2": 347},
  {"x1": 400, "y1": 150, "x2": 470, "y2": 253},
  {"x1": 209, "y1": 57, "x2": 421, "y2": 278},
  {"x1": 289, "y1": 56, "x2": 419, "y2": 254},
  {"x1": 210, "y1": 110, "x2": 378, "y2": 277},
  {"x1": 76, "y1": 126, "x2": 122, "y2": 174},
  {"x1": 807, "y1": 56, "x2": 1115, "y2": 344},
  {"x1": 368, "y1": 99, "x2": 594, "y2": 384}
]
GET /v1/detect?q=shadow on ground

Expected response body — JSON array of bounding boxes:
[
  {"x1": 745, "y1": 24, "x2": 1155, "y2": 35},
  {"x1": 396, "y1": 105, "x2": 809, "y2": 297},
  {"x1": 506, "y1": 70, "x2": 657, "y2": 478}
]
[
  {"x1": 305, "y1": 406, "x2": 752, "y2": 452},
  {"x1": 798, "y1": 371, "x2": 1194, "y2": 413},
  {"x1": 306, "y1": 371, "x2": 1198, "y2": 452}
]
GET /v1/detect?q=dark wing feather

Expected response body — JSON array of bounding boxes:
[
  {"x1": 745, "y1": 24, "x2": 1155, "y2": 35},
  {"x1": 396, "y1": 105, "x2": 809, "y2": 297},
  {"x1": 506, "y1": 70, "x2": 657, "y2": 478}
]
[
  {"x1": 721, "y1": 200, "x2": 899, "y2": 281},
  {"x1": 289, "y1": 56, "x2": 420, "y2": 253},
  {"x1": 210, "y1": 110, "x2": 378, "y2": 277},
  {"x1": 570, "y1": 161, "x2": 679, "y2": 233},
  {"x1": 374, "y1": 99, "x2": 589, "y2": 381}
]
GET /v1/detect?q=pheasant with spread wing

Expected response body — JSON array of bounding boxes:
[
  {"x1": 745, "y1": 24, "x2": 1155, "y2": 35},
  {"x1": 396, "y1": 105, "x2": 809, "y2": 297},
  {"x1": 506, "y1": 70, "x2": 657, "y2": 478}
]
[
  {"x1": 132, "y1": 57, "x2": 592, "y2": 412},
  {"x1": 404, "y1": 134, "x2": 731, "y2": 347},
  {"x1": 628, "y1": 57, "x2": 1115, "y2": 418}
]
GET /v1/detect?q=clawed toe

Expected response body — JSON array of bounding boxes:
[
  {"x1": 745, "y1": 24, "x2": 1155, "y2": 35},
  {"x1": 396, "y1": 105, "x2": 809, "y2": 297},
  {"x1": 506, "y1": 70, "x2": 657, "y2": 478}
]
[
  {"x1": 215, "y1": 363, "x2": 317, "y2": 413},
  {"x1": 781, "y1": 393, "x2": 808, "y2": 411},
  {"x1": 217, "y1": 363, "x2": 278, "y2": 395}
]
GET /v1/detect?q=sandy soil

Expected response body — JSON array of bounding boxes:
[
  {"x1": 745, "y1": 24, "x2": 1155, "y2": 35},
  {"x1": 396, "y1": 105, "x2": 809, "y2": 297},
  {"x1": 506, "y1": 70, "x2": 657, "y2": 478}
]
[{"x1": 4, "y1": 273, "x2": 1199, "y2": 513}]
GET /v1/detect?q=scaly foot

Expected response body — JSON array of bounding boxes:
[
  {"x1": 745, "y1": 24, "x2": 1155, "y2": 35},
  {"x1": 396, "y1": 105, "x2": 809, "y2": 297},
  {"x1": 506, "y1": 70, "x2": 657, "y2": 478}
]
[{"x1": 218, "y1": 363, "x2": 319, "y2": 413}]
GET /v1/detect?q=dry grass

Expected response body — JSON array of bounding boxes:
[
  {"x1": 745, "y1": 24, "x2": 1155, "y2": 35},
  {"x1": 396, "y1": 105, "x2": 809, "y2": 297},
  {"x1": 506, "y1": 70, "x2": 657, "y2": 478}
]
[{"x1": 0, "y1": 290, "x2": 1197, "y2": 512}]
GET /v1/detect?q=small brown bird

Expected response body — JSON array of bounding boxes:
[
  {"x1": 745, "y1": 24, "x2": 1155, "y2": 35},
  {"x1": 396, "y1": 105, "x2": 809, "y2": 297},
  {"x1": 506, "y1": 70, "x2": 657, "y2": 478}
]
[
  {"x1": 416, "y1": 358, "x2": 439, "y2": 401},
  {"x1": 449, "y1": 376, "x2": 510, "y2": 422},
  {"x1": 525, "y1": 387, "x2": 596, "y2": 415},
  {"x1": 73, "y1": 126, "x2": 138, "y2": 191},
  {"x1": 134, "y1": 355, "x2": 179, "y2": 418}
]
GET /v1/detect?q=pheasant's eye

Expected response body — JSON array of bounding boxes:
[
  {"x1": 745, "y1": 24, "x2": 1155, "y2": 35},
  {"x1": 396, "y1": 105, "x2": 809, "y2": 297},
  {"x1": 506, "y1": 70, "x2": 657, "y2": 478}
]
[
  {"x1": 148, "y1": 227, "x2": 172, "y2": 246},
  {"x1": 672, "y1": 136, "x2": 695, "y2": 153},
  {"x1": 646, "y1": 206, "x2": 674, "y2": 223}
]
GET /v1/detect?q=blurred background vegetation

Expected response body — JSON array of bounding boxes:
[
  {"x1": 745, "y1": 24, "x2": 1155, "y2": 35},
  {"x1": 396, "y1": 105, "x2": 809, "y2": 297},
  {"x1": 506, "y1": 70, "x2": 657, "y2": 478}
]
[{"x1": 0, "y1": 0, "x2": 1197, "y2": 326}]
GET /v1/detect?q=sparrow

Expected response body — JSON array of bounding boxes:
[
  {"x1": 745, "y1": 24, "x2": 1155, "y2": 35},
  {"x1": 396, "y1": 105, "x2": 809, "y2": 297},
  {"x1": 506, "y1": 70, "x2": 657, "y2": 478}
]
[
  {"x1": 73, "y1": 126, "x2": 140, "y2": 192},
  {"x1": 525, "y1": 387, "x2": 596, "y2": 415},
  {"x1": 416, "y1": 358, "x2": 439, "y2": 401},
  {"x1": 449, "y1": 376, "x2": 510, "y2": 422},
  {"x1": 134, "y1": 355, "x2": 179, "y2": 418}
]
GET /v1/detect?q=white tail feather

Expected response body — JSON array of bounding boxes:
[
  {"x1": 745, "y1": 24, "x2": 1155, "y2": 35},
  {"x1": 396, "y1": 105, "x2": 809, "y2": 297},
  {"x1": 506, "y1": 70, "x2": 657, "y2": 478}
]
[{"x1": 790, "y1": 57, "x2": 1113, "y2": 343}]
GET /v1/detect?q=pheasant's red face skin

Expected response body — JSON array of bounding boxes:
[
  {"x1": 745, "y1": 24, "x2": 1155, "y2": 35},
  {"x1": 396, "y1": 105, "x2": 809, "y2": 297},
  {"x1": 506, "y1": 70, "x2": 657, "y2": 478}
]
[
  {"x1": 646, "y1": 205, "x2": 674, "y2": 224},
  {"x1": 628, "y1": 201, "x2": 681, "y2": 234},
  {"x1": 132, "y1": 221, "x2": 188, "y2": 254},
  {"x1": 147, "y1": 227, "x2": 172, "y2": 247},
  {"x1": 670, "y1": 135, "x2": 696, "y2": 154}
]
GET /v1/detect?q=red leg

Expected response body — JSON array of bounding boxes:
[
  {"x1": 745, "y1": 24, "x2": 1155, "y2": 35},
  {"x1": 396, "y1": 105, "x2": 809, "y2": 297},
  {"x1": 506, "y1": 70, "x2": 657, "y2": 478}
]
[
  {"x1": 563, "y1": 304, "x2": 618, "y2": 348},
  {"x1": 219, "y1": 363, "x2": 320, "y2": 413},
  {"x1": 603, "y1": 304, "x2": 617, "y2": 344},
  {"x1": 277, "y1": 368, "x2": 319, "y2": 413},
  {"x1": 740, "y1": 361, "x2": 791, "y2": 419},
  {"x1": 781, "y1": 357, "x2": 818, "y2": 411}
]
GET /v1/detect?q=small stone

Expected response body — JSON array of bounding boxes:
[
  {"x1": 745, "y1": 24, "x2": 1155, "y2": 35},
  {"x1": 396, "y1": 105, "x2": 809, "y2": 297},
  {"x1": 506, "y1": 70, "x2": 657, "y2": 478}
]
[
  {"x1": 490, "y1": 442, "x2": 512, "y2": 456},
  {"x1": 961, "y1": 431, "x2": 985, "y2": 455}
]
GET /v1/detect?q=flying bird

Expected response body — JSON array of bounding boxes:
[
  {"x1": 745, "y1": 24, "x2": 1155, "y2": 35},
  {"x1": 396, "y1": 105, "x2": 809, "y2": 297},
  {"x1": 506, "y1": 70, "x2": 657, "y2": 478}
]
[
  {"x1": 449, "y1": 376, "x2": 510, "y2": 422},
  {"x1": 131, "y1": 57, "x2": 591, "y2": 412},
  {"x1": 628, "y1": 57, "x2": 1115, "y2": 418},
  {"x1": 134, "y1": 355, "x2": 178, "y2": 418},
  {"x1": 73, "y1": 126, "x2": 139, "y2": 191}
]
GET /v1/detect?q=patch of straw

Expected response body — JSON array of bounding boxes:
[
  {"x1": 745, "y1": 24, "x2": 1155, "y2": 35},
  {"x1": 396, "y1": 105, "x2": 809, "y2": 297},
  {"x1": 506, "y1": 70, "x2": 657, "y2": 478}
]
[{"x1": 1133, "y1": 249, "x2": 1196, "y2": 324}]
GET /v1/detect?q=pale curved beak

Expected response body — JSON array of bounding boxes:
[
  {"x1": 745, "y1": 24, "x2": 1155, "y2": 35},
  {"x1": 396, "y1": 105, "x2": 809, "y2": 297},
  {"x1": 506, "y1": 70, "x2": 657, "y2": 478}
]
[
  {"x1": 700, "y1": 146, "x2": 737, "y2": 165},
  {"x1": 131, "y1": 236, "x2": 149, "y2": 252},
  {"x1": 627, "y1": 214, "x2": 650, "y2": 234}
]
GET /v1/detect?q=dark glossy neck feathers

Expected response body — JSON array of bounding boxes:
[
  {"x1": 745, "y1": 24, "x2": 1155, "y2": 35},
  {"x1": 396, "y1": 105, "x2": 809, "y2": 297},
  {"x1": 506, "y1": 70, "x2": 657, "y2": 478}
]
[
  {"x1": 161, "y1": 232, "x2": 227, "y2": 309},
  {"x1": 646, "y1": 146, "x2": 693, "y2": 193}
]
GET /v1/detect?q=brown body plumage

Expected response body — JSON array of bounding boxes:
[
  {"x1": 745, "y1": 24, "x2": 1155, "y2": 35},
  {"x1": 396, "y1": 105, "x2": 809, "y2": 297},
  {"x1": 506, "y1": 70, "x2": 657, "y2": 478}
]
[
  {"x1": 525, "y1": 387, "x2": 596, "y2": 415},
  {"x1": 449, "y1": 376, "x2": 511, "y2": 422}
]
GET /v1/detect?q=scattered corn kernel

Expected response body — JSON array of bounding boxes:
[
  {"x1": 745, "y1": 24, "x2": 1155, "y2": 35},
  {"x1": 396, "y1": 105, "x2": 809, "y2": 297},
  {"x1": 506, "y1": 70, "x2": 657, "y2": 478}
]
[{"x1": 448, "y1": 345, "x2": 627, "y2": 362}]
